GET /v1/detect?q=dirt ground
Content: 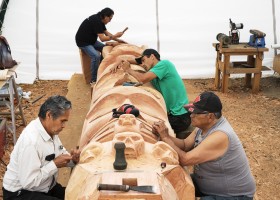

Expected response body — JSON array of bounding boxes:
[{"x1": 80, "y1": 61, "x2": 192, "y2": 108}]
[{"x1": 0, "y1": 75, "x2": 279, "y2": 200}]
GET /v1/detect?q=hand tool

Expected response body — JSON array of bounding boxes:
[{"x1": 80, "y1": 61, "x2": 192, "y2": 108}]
[
  {"x1": 97, "y1": 184, "x2": 156, "y2": 193},
  {"x1": 122, "y1": 27, "x2": 128, "y2": 33}
]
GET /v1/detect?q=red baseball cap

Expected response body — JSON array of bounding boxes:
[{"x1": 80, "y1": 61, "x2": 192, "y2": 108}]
[{"x1": 184, "y1": 92, "x2": 222, "y2": 113}]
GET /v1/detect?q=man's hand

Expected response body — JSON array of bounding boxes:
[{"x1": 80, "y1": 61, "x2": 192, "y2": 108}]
[
  {"x1": 110, "y1": 64, "x2": 121, "y2": 74},
  {"x1": 71, "y1": 147, "x2": 81, "y2": 164},
  {"x1": 111, "y1": 59, "x2": 133, "y2": 74},
  {"x1": 115, "y1": 31, "x2": 125, "y2": 38},
  {"x1": 120, "y1": 60, "x2": 131, "y2": 72},
  {"x1": 53, "y1": 154, "x2": 72, "y2": 168},
  {"x1": 152, "y1": 121, "x2": 169, "y2": 140}
]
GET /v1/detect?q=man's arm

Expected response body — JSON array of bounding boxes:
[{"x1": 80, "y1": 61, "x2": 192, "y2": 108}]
[
  {"x1": 153, "y1": 121, "x2": 229, "y2": 166},
  {"x1": 152, "y1": 121, "x2": 196, "y2": 151},
  {"x1": 152, "y1": 121, "x2": 195, "y2": 154},
  {"x1": 98, "y1": 30, "x2": 126, "y2": 43},
  {"x1": 126, "y1": 58, "x2": 137, "y2": 65},
  {"x1": 121, "y1": 61, "x2": 157, "y2": 83},
  {"x1": 98, "y1": 32, "x2": 114, "y2": 42},
  {"x1": 179, "y1": 131, "x2": 229, "y2": 166}
]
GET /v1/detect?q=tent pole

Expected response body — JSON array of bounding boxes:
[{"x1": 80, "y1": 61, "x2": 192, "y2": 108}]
[
  {"x1": 36, "y1": 0, "x2": 39, "y2": 80},
  {"x1": 272, "y1": 0, "x2": 278, "y2": 56},
  {"x1": 156, "y1": 0, "x2": 160, "y2": 53}
]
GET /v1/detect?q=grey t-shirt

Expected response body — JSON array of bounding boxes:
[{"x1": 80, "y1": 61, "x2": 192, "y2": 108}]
[{"x1": 193, "y1": 116, "x2": 256, "y2": 197}]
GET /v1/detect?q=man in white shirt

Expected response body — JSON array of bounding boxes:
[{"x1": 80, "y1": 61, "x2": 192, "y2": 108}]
[{"x1": 3, "y1": 95, "x2": 80, "y2": 200}]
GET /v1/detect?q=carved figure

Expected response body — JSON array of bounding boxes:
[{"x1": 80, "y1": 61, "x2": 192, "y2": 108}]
[
  {"x1": 112, "y1": 130, "x2": 145, "y2": 159},
  {"x1": 65, "y1": 44, "x2": 195, "y2": 200}
]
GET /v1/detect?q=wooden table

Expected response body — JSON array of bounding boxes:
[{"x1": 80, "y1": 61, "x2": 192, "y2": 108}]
[{"x1": 213, "y1": 43, "x2": 269, "y2": 93}]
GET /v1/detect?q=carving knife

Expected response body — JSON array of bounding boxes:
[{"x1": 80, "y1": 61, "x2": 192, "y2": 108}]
[
  {"x1": 97, "y1": 184, "x2": 156, "y2": 194},
  {"x1": 122, "y1": 27, "x2": 128, "y2": 33}
]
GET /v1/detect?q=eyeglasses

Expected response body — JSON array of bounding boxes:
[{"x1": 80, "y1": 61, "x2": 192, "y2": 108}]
[{"x1": 191, "y1": 111, "x2": 209, "y2": 116}]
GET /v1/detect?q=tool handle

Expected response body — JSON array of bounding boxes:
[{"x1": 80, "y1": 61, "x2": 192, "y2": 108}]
[
  {"x1": 97, "y1": 184, "x2": 129, "y2": 192},
  {"x1": 122, "y1": 27, "x2": 128, "y2": 33}
]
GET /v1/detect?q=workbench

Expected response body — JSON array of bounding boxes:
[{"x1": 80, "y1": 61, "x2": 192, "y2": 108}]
[{"x1": 213, "y1": 43, "x2": 269, "y2": 93}]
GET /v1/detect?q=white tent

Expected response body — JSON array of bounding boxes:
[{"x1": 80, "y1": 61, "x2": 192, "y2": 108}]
[{"x1": 0, "y1": 0, "x2": 278, "y2": 83}]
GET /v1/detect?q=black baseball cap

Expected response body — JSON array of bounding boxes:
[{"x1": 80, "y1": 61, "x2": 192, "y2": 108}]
[
  {"x1": 135, "y1": 49, "x2": 160, "y2": 64},
  {"x1": 184, "y1": 92, "x2": 222, "y2": 113}
]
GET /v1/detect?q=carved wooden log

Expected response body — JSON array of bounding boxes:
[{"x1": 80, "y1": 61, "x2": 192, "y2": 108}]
[{"x1": 65, "y1": 44, "x2": 195, "y2": 200}]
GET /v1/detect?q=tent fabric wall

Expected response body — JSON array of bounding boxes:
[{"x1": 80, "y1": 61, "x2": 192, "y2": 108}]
[
  {"x1": 0, "y1": 0, "x2": 9, "y2": 31},
  {"x1": 1, "y1": 0, "x2": 278, "y2": 83}
]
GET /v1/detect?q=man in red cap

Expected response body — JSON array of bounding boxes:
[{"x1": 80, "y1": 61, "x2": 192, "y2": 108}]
[{"x1": 152, "y1": 91, "x2": 256, "y2": 200}]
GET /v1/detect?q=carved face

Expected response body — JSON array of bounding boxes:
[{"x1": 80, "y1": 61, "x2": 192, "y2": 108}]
[
  {"x1": 112, "y1": 132, "x2": 144, "y2": 158},
  {"x1": 152, "y1": 142, "x2": 179, "y2": 165},
  {"x1": 79, "y1": 142, "x2": 103, "y2": 164},
  {"x1": 118, "y1": 114, "x2": 137, "y2": 126},
  {"x1": 114, "y1": 114, "x2": 141, "y2": 134}
]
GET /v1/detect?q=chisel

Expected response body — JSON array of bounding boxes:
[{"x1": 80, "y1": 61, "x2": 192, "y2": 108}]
[{"x1": 97, "y1": 184, "x2": 156, "y2": 194}]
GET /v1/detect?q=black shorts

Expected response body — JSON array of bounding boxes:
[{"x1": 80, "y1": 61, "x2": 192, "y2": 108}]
[{"x1": 168, "y1": 112, "x2": 191, "y2": 134}]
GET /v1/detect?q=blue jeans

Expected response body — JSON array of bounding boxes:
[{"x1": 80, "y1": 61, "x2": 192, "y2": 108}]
[{"x1": 80, "y1": 41, "x2": 104, "y2": 82}]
